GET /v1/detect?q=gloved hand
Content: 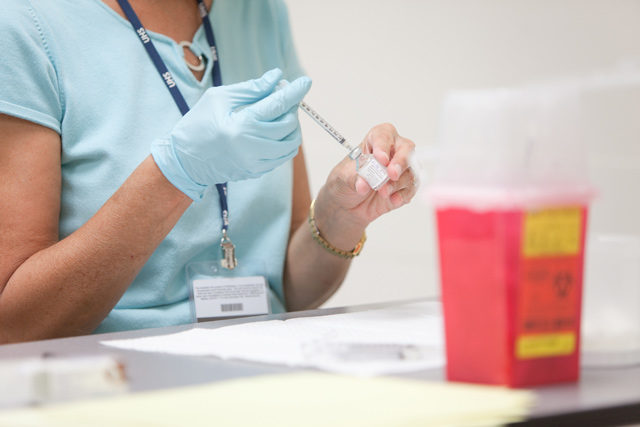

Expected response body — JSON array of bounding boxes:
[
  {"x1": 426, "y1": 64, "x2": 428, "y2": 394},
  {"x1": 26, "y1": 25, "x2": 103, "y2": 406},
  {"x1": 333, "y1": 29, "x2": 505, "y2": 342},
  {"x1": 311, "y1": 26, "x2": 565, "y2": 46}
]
[{"x1": 151, "y1": 68, "x2": 312, "y2": 200}]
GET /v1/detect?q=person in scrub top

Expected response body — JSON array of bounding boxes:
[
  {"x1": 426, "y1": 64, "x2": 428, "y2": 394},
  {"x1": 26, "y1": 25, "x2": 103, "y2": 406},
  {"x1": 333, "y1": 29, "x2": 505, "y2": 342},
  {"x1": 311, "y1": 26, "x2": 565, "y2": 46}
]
[{"x1": 0, "y1": 0, "x2": 417, "y2": 343}]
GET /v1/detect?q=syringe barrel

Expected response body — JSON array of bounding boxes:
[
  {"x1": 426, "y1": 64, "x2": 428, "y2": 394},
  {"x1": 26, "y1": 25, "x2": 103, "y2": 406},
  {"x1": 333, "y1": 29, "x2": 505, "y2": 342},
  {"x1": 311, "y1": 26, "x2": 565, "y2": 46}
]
[
  {"x1": 276, "y1": 80, "x2": 354, "y2": 152},
  {"x1": 298, "y1": 101, "x2": 343, "y2": 140},
  {"x1": 299, "y1": 101, "x2": 353, "y2": 152}
]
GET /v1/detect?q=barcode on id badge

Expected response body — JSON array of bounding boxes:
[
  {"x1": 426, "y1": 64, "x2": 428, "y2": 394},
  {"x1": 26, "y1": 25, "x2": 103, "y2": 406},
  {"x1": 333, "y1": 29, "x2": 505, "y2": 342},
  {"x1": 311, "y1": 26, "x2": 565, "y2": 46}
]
[{"x1": 221, "y1": 303, "x2": 243, "y2": 312}]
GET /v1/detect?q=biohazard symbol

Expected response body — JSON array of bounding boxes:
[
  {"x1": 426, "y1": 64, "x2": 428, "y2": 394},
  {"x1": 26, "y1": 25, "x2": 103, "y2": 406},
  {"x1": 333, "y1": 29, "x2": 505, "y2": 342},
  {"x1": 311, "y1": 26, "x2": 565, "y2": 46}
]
[{"x1": 553, "y1": 271, "x2": 573, "y2": 298}]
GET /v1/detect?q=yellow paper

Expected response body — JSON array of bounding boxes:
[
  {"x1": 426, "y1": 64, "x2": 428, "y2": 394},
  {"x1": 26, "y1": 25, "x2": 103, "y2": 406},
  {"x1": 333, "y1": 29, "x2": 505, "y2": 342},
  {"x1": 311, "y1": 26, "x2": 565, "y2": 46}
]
[{"x1": 0, "y1": 373, "x2": 534, "y2": 427}]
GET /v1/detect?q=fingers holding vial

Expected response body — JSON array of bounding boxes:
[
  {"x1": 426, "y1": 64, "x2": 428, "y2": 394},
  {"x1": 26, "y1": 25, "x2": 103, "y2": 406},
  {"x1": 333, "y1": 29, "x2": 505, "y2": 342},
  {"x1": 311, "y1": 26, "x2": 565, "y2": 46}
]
[
  {"x1": 383, "y1": 166, "x2": 419, "y2": 207},
  {"x1": 357, "y1": 123, "x2": 417, "y2": 206}
]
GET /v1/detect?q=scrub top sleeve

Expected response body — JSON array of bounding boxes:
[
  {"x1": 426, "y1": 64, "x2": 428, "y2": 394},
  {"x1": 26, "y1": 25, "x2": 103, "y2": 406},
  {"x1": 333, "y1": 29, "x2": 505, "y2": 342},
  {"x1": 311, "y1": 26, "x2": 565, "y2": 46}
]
[
  {"x1": 0, "y1": 2, "x2": 63, "y2": 134},
  {"x1": 273, "y1": 0, "x2": 306, "y2": 81}
]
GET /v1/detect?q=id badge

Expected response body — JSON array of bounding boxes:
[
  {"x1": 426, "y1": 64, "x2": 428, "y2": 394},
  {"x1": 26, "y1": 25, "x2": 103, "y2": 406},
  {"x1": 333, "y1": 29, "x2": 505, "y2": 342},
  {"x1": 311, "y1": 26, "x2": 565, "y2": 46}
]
[{"x1": 187, "y1": 260, "x2": 271, "y2": 322}]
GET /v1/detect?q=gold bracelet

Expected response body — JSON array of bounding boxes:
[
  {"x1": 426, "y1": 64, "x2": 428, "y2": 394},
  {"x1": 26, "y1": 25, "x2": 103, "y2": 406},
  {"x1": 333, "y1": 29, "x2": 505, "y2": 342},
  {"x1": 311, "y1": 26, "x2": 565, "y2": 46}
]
[{"x1": 308, "y1": 199, "x2": 366, "y2": 259}]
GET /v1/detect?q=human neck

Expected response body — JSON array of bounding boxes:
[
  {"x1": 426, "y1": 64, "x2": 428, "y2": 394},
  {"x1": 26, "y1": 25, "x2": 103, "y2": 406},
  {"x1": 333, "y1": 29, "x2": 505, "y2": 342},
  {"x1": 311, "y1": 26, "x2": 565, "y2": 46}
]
[{"x1": 103, "y1": 0, "x2": 214, "y2": 40}]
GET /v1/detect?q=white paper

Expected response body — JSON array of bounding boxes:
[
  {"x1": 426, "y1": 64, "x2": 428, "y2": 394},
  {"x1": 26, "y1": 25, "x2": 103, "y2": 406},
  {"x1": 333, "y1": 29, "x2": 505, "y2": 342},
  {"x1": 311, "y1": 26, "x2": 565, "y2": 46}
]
[{"x1": 101, "y1": 301, "x2": 444, "y2": 376}]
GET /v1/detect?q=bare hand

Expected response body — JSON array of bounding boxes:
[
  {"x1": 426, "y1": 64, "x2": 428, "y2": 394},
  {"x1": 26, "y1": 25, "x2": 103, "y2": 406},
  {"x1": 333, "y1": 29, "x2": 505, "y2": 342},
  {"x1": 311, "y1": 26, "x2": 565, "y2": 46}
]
[{"x1": 318, "y1": 123, "x2": 417, "y2": 231}]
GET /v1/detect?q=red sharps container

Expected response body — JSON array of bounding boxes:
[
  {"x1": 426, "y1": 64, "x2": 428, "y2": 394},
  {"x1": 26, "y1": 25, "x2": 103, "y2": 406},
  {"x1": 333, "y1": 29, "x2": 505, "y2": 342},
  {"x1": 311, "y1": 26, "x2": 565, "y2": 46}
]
[{"x1": 430, "y1": 86, "x2": 595, "y2": 387}]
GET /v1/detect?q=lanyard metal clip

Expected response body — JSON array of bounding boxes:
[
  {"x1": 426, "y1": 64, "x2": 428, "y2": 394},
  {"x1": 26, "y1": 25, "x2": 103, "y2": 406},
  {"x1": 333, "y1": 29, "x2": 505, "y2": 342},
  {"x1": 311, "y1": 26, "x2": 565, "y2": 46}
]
[{"x1": 220, "y1": 230, "x2": 238, "y2": 270}]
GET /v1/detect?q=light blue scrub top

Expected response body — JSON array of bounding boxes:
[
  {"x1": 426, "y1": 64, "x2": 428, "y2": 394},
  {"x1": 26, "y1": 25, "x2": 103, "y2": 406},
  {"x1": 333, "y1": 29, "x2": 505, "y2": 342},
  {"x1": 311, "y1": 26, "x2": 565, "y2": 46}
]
[{"x1": 0, "y1": 0, "x2": 305, "y2": 333}]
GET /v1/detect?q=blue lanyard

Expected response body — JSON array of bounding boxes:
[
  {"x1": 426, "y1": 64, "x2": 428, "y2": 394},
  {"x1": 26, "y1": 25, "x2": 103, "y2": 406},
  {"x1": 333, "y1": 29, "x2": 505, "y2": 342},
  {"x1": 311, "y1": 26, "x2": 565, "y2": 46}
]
[{"x1": 116, "y1": 0, "x2": 230, "y2": 236}]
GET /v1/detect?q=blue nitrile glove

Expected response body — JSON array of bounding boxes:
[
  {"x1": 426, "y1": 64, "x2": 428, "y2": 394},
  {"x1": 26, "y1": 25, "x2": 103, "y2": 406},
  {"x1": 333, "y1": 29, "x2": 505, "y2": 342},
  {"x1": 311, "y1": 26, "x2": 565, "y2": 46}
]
[{"x1": 151, "y1": 68, "x2": 312, "y2": 200}]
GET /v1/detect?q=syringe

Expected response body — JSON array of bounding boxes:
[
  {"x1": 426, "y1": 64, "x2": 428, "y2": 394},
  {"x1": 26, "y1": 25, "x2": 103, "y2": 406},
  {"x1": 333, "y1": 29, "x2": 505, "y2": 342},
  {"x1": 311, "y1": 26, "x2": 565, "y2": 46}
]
[
  {"x1": 298, "y1": 101, "x2": 360, "y2": 159},
  {"x1": 292, "y1": 89, "x2": 390, "y2": 190}
]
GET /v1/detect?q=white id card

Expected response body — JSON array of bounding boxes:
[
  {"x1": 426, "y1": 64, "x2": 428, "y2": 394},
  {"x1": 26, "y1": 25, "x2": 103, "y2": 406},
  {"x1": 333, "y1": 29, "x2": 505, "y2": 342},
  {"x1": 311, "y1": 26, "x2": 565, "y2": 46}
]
[{"x1": 191, "y1": 276, "x2": 270, "y2": 321}]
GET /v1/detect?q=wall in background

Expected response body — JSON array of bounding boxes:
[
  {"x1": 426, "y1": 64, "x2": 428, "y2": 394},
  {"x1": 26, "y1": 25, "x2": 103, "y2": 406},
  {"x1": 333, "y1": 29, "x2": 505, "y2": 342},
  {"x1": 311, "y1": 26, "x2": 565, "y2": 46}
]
[{"x1": 285, "y1": 0, "x2": 640, "y2": 308}]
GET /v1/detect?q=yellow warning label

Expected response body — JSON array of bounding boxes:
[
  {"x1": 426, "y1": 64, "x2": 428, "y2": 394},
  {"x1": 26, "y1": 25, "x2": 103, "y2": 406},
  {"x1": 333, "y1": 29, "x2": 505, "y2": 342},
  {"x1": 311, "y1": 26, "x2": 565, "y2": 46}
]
[
  {"x1": 522, "y1": 207, "x2": 582, "y2": 257},
  {"x1": 516, "y1": 333, "x2": 576, "y2": 359}
]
